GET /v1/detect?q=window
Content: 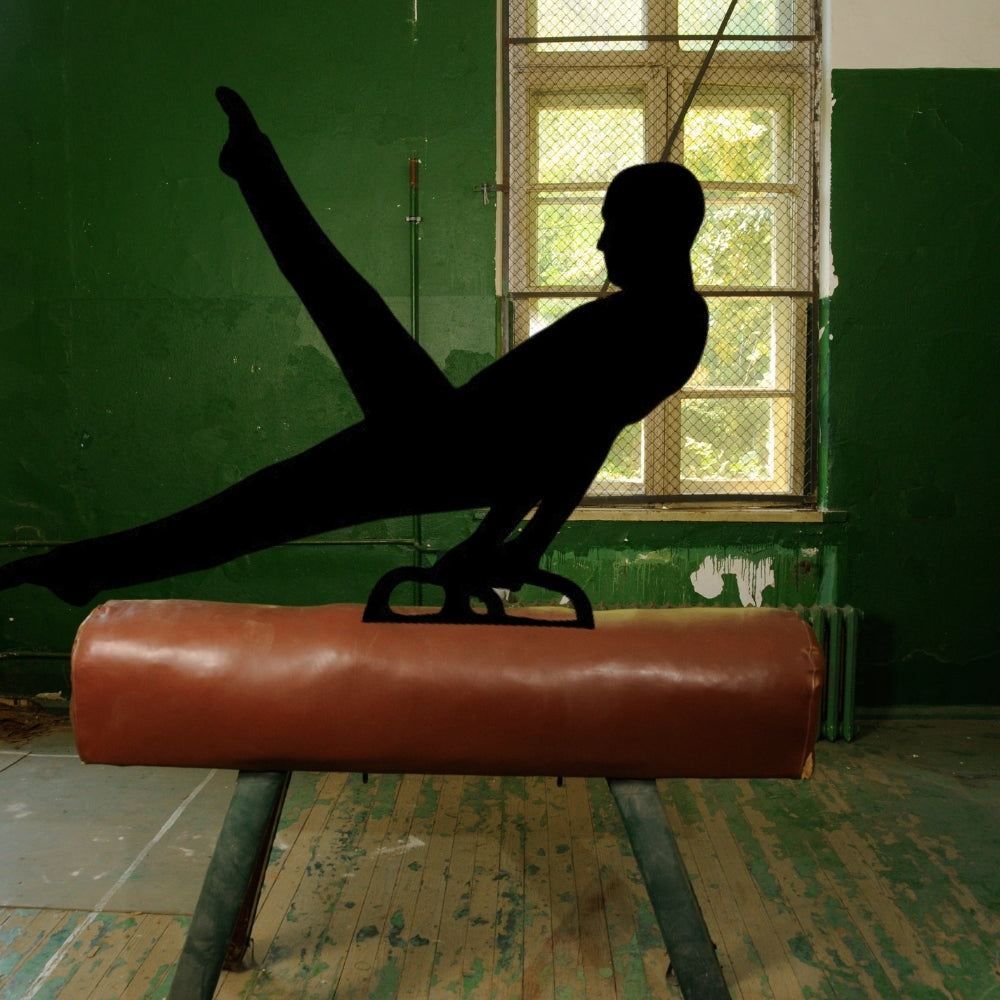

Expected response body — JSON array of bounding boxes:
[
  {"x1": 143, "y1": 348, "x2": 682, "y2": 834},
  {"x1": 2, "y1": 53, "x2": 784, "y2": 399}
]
[{"x1": 503, "y1": 0, "x2": 819, "y2": 503}]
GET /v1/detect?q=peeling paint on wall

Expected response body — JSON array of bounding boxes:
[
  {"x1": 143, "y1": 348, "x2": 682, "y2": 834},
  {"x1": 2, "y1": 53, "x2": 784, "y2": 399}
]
[{"x1": 690, "y1": 555, "x2": 775, "y2": 607}]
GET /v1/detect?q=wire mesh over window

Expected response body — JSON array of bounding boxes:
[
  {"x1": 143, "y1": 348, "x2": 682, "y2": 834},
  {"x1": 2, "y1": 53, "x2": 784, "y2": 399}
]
[{"x1": 503, "y1": 0, "x2": 820, "y2": 503}]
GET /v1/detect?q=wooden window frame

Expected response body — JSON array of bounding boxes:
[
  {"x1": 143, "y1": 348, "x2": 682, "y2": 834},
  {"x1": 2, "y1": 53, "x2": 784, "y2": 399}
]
[{"x1": 502, "y1": 0, "x2": 820, "y2": 505}]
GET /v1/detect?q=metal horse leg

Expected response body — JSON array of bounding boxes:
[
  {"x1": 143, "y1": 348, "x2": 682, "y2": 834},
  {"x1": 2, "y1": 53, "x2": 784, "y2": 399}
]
[
  {"x1": 167, "y1": 771, "x2": 290, "y2": 1000},
  {"x1": 608, "y1": 778, "x2": 731, "y2": 1000}
]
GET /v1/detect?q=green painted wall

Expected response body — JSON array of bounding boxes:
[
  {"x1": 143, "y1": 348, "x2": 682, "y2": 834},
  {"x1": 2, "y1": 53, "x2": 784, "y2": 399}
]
[
  {"x1": 2, "y1": 7, "x2": 998, "y2": 708},
  {"x1": 827, "y1": 69, "x2": 1000, "y2": 705},
  {"x1": 1, "y1": 1, "x2": 495, "y2": 691}
]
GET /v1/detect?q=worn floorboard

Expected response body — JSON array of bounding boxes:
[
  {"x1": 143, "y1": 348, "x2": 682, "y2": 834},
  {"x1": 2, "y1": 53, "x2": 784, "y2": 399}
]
[{"x1": 1, "y1": 719, "x2": 998, "y2": 999}]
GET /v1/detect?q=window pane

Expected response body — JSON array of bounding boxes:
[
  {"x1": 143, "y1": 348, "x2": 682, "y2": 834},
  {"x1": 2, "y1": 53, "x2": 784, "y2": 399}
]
[
  {"x1": 692, "y1": 194, "x2": 794, "y2": 287},
  {"x1": 679, "y1": 0, "x2": 794, "y2": 51},
  {"x1": 537, "y1": 96, "x2": 645, "y2": 184},
  {"x1": 681, "y1": 396, "x2": 779, "y2": 482},
  {"x1": 692, "y1": 298, "x2": 776, "y2": 388},
  {"x1": 593, "y1": 422, "x2": 644, "y2": 490},
  {"x1": 531, "y1": 91, "x2": 645, "y2": 288},
  {"x1": 535, "y1": 0, "x2": 647, "y2": 51},
  {"x1": 685, "y1": 93, "x2": 792, "y2": 184},
  {"x1": 525, "y1": 296, "x2": 588, "y2": 340},
  {"x1": 534, "y1": 193, "x2": 605, "y2": 286}
]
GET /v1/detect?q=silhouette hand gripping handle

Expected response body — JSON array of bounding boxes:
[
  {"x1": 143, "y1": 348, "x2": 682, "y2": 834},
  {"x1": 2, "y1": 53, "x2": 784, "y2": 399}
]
[{"x1": 363, "y1": 566, "x2": 595, "y2": 629}]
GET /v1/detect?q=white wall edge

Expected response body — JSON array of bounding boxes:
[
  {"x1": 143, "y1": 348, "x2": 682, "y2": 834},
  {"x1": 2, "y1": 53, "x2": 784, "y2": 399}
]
[{"x1": 818, "y1": 0, "x2": 837, "y2": 301}]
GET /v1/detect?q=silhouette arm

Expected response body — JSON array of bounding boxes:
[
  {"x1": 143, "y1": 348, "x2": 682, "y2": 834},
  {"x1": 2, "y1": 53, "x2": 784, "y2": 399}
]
[
  {"x1": 433, "y1": 456, "x2": 597, "y2": 591},
  {"x1": 432, "y1": 498, "x2": 536, "y2": 588},
  {"x1": 505, "y1": 473, "x2": 593, "y2": 575}
]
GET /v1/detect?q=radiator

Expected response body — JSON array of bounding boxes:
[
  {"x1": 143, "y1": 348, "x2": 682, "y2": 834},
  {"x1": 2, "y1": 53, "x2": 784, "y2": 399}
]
[{"x1": 792, "y1": 606, "x2": 861, "y2": 742}]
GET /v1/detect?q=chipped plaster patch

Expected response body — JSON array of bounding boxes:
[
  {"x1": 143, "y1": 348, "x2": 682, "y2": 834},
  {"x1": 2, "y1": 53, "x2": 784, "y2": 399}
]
[{"x1": 690, "y1": 555, "x2": 775, "y2": 607}]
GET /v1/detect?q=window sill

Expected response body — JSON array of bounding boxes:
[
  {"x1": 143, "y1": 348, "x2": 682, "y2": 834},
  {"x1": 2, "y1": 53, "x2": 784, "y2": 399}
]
[{"x1": 568, "y1": 506, "x2": 846, "y2": 524}]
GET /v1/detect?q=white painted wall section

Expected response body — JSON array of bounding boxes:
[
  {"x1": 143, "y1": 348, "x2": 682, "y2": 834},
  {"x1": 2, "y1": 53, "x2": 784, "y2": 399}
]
[{"x1": 830, "y1": 0, "x2": 1000, "y2": 69}]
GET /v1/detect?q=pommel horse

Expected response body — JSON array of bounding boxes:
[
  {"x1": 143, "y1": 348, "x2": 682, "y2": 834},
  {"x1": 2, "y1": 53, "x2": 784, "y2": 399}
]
[{"x1": 71, "y1": 600, "x2": 824, "y2": 1000}]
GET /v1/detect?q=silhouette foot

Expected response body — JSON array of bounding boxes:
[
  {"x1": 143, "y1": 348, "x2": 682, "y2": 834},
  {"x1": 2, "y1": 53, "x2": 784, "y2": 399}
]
[
  {"x1": 216, "y1": 86, "x2": 269, "y2": 180},
  {"x1": 0, "y1": 550, "x2": 99, "y2": 607}
]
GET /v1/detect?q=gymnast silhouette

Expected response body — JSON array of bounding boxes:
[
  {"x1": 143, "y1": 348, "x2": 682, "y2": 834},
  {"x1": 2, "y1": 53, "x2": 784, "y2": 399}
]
[{"x1": 0, "y1": 88, "x2": 707, "y2": 618}]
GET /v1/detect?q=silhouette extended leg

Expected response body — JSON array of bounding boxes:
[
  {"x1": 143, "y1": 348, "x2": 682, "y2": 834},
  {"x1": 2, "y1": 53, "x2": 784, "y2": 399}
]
[{"x1": 0, "y1": 419, "x2": 483, "y2": 605}]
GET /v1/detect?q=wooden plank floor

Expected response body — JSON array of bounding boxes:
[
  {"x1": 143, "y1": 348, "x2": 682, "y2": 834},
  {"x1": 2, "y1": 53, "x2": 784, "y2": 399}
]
[{"x1": 1, "y1": 718, "x2": 998, "y2": 999}]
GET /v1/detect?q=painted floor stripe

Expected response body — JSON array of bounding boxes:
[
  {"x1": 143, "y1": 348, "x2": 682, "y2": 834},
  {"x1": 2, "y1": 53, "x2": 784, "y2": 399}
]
[{"x1": 21, "y1": 768, "x2": 217, "y2": 1000}]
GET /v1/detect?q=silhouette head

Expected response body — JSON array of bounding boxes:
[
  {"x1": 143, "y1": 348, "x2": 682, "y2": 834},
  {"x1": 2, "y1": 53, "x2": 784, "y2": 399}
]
[{"x1": 597, "y1": 162, "x2": 705, "y2": 290}]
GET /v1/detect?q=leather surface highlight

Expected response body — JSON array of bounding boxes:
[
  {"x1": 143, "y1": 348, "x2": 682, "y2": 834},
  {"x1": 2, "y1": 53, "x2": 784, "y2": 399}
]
[{"x1": 71, "y1": 602, "x2": 825, "y2": 779}]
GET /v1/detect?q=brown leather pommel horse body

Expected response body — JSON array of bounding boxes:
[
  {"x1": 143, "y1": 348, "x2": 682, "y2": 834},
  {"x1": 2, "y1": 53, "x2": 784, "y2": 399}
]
[{"x1": 71, "y1": 601, "x2": 825, "y2": 1000}]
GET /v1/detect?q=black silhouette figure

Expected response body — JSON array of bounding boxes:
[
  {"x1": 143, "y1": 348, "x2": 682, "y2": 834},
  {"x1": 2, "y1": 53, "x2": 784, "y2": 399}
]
[{"x1": 0, "y1": 88, "x2": 707, "y2": 623}]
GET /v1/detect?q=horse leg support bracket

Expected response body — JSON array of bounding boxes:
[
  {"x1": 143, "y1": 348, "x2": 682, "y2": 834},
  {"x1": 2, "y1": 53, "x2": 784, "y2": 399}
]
[{"x1": 167, "y1": 772, "x2": 731, "y2": 1000}]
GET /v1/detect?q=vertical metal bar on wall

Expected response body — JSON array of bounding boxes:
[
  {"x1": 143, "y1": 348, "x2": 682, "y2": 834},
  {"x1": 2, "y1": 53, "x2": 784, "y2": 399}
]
[
  {"x1": 408, "y1": 157, "x2": 425, "y2": 599},
  {"x1": 499, "y1": 0, "x2": 513, "y2": 355},
  {"x1": 408, "y1": 156, "x2": 421, "y2": 344}
]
